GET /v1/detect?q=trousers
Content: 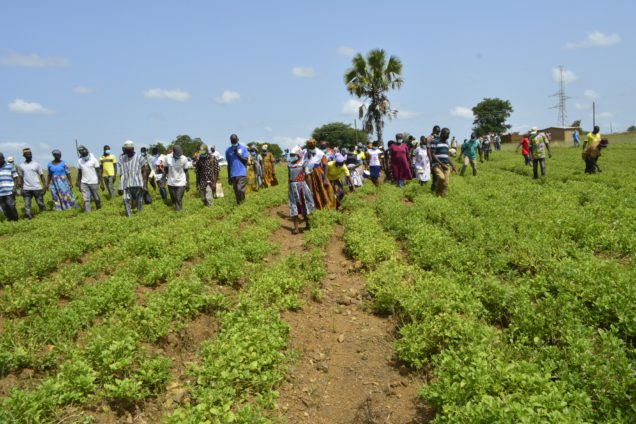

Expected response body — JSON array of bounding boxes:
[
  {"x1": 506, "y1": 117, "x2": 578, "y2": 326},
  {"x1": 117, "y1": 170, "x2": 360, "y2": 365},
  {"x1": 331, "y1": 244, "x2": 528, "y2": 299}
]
[
  {"x1": 168, "y1": 185, "x2": 186, "y2": 211},
  {"x1": 460, "y1": 156, "x2": 477, "y2": 176},
  {"x1": 0, "y1": 194, "x2": 19, "y2": 221},
  {"x1": 102, "y1": 176, "x2": 116, "y2": 199},
  {"x1": 123, "y1": 187, "x2": 144, "y2": 217},
  {"x1": 80, "y1": 183, "x2": 101, "y2": 212},
  {"x1": 231, "y1": 176, "x2": 247, "y2": 205},
  {"x1": 23, "y1": 189, "x2": 46, "y2": 218},
  {"x1": 432, "y1": 165, "x2": 451, "y2": 197},
  {"x1": 532, "y1": 158, "x2": 546, "y2": 179}
]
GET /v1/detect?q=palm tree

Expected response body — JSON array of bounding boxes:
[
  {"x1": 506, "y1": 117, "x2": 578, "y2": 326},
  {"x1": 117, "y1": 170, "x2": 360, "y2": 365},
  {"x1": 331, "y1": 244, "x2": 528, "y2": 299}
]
[{"x1": 344, "y1": 49, "x2": 403, "y2": 144}]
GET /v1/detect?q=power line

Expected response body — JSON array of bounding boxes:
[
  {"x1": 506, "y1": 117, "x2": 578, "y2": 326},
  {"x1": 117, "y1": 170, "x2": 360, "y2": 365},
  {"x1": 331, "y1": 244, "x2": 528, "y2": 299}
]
[{"x1": 550, "y1": 65, "x2": 572, "y2": 127}]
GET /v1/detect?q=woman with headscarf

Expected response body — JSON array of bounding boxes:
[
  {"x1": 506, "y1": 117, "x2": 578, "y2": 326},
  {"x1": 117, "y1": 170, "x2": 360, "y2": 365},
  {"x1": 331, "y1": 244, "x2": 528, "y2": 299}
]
[
  {"x1": 389, "y1": 133, "x2": 413, "y2": 187},
  {"x1": 288, "y1": 145, "x2": 315, "y2": 234},
  {"x1": 46, "y1": 149, "x2": 78, "y2": 211},
  {"x1": 260, "y1": 144, "x2": 277, "y2": 188},
  {"x1": 246, "y1": 144, "x2": 263, "y2": 192},
  {"x1": 304, "y1": 139, "x2": 336, "y2": 210},
  {"x1": 327, "y1": 153, "x2": 354, "y2": 209}
]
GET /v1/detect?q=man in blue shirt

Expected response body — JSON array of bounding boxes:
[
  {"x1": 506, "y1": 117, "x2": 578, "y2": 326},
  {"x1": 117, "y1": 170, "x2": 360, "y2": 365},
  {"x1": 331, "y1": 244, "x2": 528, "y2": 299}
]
[
  {"x1": 0, "y1": 152, "x2": 19, "y2": 221},
  {"x1": 225, "y1": 134, "x2": 249, "y2": 204},
  {"x1": 573, "y1": 129, "x2": 580, "y2": 147}
]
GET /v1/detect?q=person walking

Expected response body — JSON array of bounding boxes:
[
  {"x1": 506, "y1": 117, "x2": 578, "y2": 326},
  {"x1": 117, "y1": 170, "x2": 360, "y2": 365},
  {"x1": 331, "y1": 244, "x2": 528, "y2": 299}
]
[
  {"x1": 287, "y1": 146, "x2": 315, "y2": 234},
  {"x1": 572, "y1": 129, "x2": 581, "y2": 147},
  {"x1": 515, "y1": 134, "x2": 532, "y2": 166},
  {"x1": 194, "y1": 144, "x2": 219, "y2": 206},
  {"x1": 482, "y1": 135, "x2": 492, "y2": 161},
  {"x1": 459, "y1": 134, "x2": 482, "y2": 177},
  {"x1": 412, "y1": 137, "x2": 431, "y2": 185},
  {"x1": 163, "y1": 145, "x2": 190, "y2": 211},
  {"x1": 327, "y1": 153, "x2": 354, "y2": 208},
  {"x1": 225, "y1": 134, "x2": 249, "y2": 205},
  {"x1": 0, "y1": 152, "x2": 19, "y2": 221},
  {"x1": 76, "y1": 145, "x2": 102, "y2": 212},
  {"x1": 529, "y1": 127, "x2": 552, "y2": 179},
  {"x1": 18, "y1": 148, "x2": 47, "y2": 219},
  {"x1": 494, "y1": 133, "x2": 502, "y2": 151},
  {"x1": 151, "y1": 146, "x2": 167, "y2": 200},
  {"x1": 99, "y1": 145, "x2": 118, "y2": 199},
  {"x1": 119, "y1": 140, "x2": 150, "y2": 216},
  {"x1": 366, "y1": 141, "x2": 383, "y2": 187},
  {"x1": 47, "y1": 150, "x2": 78, "y2": 211},
  {"x1": 582, "y1": 126, "x2": 603, "y2": 173},
  {"x1": 260, "y1": 144, "x2": 277, "y2": 188},
  {"x1": 428, "y1": 128, "x2": 457, "y2": 197},
  {"x1": 304, "y1": 138, "x2": 336, "y2": 210},
  {"x1": 247, "y1": 144, "x2": 263, "y2": 192},
  {"x1": 390, "y1": 133, "x2": 413, "y2": 187}
]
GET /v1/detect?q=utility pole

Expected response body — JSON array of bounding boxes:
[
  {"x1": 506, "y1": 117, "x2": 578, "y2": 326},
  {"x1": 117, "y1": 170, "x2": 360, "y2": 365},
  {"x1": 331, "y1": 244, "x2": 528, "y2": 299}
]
[{"x1": 551, "y1": 65, "x2": 571, "y2": 127}]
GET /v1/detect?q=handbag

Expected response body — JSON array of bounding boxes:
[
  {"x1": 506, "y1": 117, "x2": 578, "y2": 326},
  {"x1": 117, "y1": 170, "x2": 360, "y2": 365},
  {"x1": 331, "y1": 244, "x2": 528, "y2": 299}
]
[{"x1": 215, "y1": 182, "x2": 224, "y2": 198}]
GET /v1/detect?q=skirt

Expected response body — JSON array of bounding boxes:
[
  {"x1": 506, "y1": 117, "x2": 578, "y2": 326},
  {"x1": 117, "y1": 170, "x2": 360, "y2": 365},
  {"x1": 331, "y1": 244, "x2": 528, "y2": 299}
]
[
  {"x1": 289, "y1": 181, "x2": 315, "y2": 217},
  {"x1": 307, "y1": 167, "x2": 336, "y2": 210},
  {"x1": 50, "y1": 175, "x2": 78, "y2": 211}
]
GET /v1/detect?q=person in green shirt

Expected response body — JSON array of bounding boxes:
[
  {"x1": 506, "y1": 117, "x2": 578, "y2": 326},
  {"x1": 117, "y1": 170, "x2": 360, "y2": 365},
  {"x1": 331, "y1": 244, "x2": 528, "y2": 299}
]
[
  {"x1": 529, "y1": 127, "x2": 552, "y2": 179},
  {"x1": 459, "y1": 134, "x2": 482, "y2": 176}
]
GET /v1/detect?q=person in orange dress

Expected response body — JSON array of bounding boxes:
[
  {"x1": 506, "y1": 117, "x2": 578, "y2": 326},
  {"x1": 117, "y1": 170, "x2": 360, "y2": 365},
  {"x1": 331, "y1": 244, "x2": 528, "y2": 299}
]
[{"x1": 304, "y1": 138, "x2": 336, "y2": 210}]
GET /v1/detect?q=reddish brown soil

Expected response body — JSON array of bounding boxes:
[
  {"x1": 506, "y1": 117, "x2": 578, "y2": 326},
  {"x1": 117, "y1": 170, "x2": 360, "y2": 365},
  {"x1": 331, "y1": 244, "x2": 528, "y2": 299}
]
[{"x1": 271, "y1": 205, "x2": 429, "y2": 423}]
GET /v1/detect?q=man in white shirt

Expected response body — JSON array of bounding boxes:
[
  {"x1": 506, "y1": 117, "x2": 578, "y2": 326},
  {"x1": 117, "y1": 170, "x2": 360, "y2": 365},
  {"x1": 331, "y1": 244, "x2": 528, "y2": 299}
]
[
  {"x1": 76, "y1": 145, "x2": 102, "y2": 212},
  {"x1": 162, "y1": 145, "x2": 190, "y2": 211},
  {"x1": 18, "y1": 147, "x2": 47, "y2": 219},
  {"x1": 150, "y1": 146, "x2": 167, "y2": 200}
]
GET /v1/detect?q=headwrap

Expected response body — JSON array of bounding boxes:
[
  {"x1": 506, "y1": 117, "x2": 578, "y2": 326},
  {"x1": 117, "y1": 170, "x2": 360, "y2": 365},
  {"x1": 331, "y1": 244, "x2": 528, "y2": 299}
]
[
  {"x1": 199, "y1": 144, "x2": 209, "y2": 154},
  {"x1": 78, "y1": 145, "x2": 87, "y2": 151},
  {"x1": 52, "y1": 149, "x2": 62, "y2": 155},
  {"x1": 396, "y1": 133, "x2": 404, "y2": 140},
  {"x1": 261, "y1": 144, "x2": 268, "y2": 151},
  {"x1": 334, "y1": 153, "x2": 345, "y2": 163},
  {"x1": 290, "y1": 145, "x2": 303, "y2": 156}
]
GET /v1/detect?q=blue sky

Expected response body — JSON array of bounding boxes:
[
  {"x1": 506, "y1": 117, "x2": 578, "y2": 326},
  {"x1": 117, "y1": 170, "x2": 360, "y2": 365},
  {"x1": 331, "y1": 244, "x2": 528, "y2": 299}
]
[{"x1": 1, "y1": 0, "x2": 633, "y2": 164}]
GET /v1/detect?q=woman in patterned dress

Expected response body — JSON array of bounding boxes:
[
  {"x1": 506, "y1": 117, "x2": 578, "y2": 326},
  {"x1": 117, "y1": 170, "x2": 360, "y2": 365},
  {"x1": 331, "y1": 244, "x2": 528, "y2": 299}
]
[
  {"x1": 304, "y1": 139, "x2": 336, "y2": 210},
  {"x1": 288, "y1": 145, "x2": 315, "y2": 234},
  {"x1": 260, "y1": 144, "x2": 277, "y2": 188},
  {"x1": 46, "y1": 149, "x2": 78, "y2": 211}
]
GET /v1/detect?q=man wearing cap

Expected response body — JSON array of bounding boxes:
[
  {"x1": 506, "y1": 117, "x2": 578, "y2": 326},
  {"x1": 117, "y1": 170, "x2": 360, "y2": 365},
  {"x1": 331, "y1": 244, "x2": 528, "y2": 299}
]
[
  {"x1": 194, "y1": 144, "x2": 219, "y2": 207},
  {"x1": 162, "y1": 145, "x2": 190, "y2": 211},
  {"x1": 529, "y1": 127, "x2": 552, "y2": 179},
  {"x1": 18, "y1": 148, "x2": 47, "y2": 219},
  {"x1": 76, "y1": 145, "x2": 102, "y2": 212},
  {"x1": 119, "y1": 140, "x2": 150, "y2": 216},
  {"x1": 225, "y1": 134, "x2": 249, "y2": 204},
  {"x1": 0, "y1": 152, "x2": 19, "y2": 221},
  {"x1": 99, "y1": 145, "x2": 118, "y2": 199}
]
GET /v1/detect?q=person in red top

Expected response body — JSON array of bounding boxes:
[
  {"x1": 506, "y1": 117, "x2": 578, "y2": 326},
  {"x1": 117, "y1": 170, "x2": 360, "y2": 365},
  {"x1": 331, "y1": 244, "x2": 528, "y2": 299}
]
[
  {"x1": 515, "y1": 135, "x2": 531, "y2": 166},
  {"x1": 389, "y1": 133, "x2": 413, "y2": 187}
]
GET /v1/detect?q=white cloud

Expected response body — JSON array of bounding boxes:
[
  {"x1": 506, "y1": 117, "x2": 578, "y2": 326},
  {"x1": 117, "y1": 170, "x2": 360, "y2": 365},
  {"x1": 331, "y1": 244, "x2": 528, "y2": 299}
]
[
  {"x1": 565, "y1": 31, "x2": 621, "y2": 49},
  {"x1": 396, "y1": 110, "x2": 418, "y2": 119},
  {"x1": 264, "y1": 126, "x2": 273, "y2": 132},
  {"x1": 214, "y1": 90, "x2": 241, "y2": 104},
  {"x1": 272, "y1": 136, "x2": 307, "y2": 150},
  {"x1": 338, "y1": 46, "x2": 356, "y2": 58},
  {"x1": 598, "y1": 112, "x2": 613, "y2": 118},
  {"x1": 72, "y1": 86, "x2": 95, "y2": 94},
  {"x1": 450, "y1": 106, "x2": 474, "y2": 120},
  {"x1": 342, "y1": 99, "x2": 365, "y2": 115},
  {"x1": 574, "y1": 102, "x2": 590, "y2": 110},
  {"x1": 144, "y1": 88, "x2": 191, "y2": 102},
  {"x1": 584, "y1": 89, "x2": 600, "y2": 100},
  {"x1": 8, "y1": 99, "x2": 55, "y2": 115},
  {"x1": 552, "y1": 67, "x2": 578, "y2": 84},
  {"x1": 0, "y1": 52, "x2": 70, "y2": 68},
  {"x1": 0, "y1": 141, "x2": 28, "y2": 151},
  {"x1": 292, "y1": 66, "x2": 317, "y2": 78}
]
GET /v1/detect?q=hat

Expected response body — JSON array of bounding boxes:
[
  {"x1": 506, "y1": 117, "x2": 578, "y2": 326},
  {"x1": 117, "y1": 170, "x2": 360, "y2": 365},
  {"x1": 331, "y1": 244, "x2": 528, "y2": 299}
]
[
  {"x1": 123, "y1": 140, "x2": 134, "y2": 148},
  {"x1": 199, "y1": 144, "x2": 209, "y2": 153},
  {"x1": 261, "y1": 144, "x2": 268, "y2": 151},
  {"x1": 530, "y1": 127, "x2": 538, "y2": 134},
  {"x1": 290, "y1": 145, "x2": 303, "y2": 156},
  {"x1": 334, "y1": 153, "x2": 345, "y2": 163},
  {"x1": 52, "y1": 149, "x2": 61, "y2": 155},
  {"x1": 396, "y1": 133, "x2": 404, "y2": 140},
  {"x1": 210, "y1": 144, "x2": 216, "y2": 150},
  {"x1": 78, "y1": 145, "x2": 87, "y2": 150},
  {"x1": 7, "y1": 156, "x2": 14, "y2": 163}
]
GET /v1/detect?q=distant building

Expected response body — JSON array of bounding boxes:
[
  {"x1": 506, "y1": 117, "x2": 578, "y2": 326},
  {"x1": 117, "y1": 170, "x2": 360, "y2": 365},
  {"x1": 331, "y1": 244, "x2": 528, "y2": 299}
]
[{"x1": 502, "y1": 126, "x2": 580, "y2": 145}]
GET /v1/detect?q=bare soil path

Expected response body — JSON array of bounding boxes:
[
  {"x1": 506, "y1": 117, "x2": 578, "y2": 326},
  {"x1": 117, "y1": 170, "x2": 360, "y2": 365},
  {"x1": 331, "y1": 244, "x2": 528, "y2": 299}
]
[{"x1": 271, "y1": 205, "x2": 428, "y2": 424}]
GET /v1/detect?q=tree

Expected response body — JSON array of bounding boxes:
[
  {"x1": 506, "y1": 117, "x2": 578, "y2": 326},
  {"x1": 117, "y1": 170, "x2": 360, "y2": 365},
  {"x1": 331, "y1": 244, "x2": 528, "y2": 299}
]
[
  {"x1": 627, "y1": 125, "x2": 636, "y2": 132},
  {"x1": 311, "y1": 122, "x2": 369, "y2": 149},
  {"x1": 254, "y1": 142, "x2": 283, "y2": 158},
  {"x1": 170, "y1": 135, "x2": 203, "y2": 158},
  {"x1": 570, "y1": 120, "x2": 582, "y2": 128},
  {"x1": 344, "y1": 49, "x2": 403, "y2": 144},
  {"x1": 149, "y1": 142, "x2": 167, "y2": 154},
  {"x1": 471, "y1": 98, "x2": 514, "y2": 136}
]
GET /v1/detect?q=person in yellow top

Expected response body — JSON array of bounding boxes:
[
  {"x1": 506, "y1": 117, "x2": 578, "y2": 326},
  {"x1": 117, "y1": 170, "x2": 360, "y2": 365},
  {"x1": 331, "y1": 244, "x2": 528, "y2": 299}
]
[
  {"x1": 327, "y1": 153, "x2": 354, "y2": 209},
  {"x1": 99, "y1": 144, "x2": 118, "y2": 199},
  {"x1": 583, "y1": 125, "x2": 601, "y2": 150},
  {"x1": 260, "y1": 144, "x2": 277, "y2": 188}
]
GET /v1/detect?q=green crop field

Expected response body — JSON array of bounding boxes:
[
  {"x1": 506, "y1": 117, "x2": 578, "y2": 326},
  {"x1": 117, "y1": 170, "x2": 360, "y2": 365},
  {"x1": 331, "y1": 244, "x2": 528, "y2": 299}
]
[{"x1": 1, "y1": 137, "x2": 634, "y2": 423}]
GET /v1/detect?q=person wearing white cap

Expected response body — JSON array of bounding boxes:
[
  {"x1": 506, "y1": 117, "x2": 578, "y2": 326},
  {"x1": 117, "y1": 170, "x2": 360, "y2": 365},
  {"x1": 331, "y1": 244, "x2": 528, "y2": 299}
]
[
  {"x1": 287, "y1": 145, "x2": 314, "y2": 234},
  {"x1": 529, "y1": 127, "x2": 552, "y2": 179},
  {"x1": 119, "y1": 140, "x2": 150, "y2": 216},
  {"x1": 76, "y1": 145, "x2": 102, "y2": 212}
]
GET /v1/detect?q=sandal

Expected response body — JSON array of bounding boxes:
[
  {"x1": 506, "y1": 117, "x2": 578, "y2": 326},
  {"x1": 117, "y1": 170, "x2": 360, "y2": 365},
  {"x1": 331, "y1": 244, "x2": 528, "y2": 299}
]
[{"x1": 291, "y1": 228, "x2": 299, "y2": 235}]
